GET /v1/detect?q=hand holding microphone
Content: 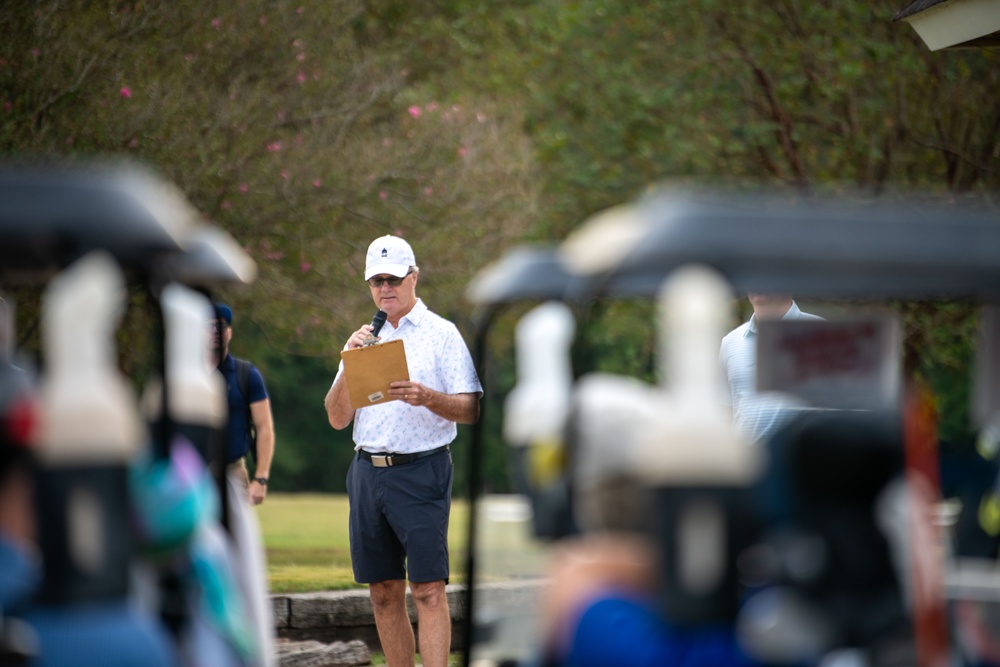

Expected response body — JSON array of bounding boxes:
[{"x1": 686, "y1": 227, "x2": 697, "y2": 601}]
[{"x1": 362, "y1": 310, "x2": 387, "y2": 347}]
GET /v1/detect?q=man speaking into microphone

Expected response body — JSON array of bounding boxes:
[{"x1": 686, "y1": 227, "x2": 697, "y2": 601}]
[{"x1": 324, "y1": 234, "x2": 482, "y2": 667}]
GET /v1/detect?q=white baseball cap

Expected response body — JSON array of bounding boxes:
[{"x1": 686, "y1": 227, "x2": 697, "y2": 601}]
[{"x1": 365, "y1": 235, "x2": 416, "y2": 280}]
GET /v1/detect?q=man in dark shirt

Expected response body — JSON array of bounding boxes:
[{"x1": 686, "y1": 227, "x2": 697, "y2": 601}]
[{"x1": 211, "y1": 304, "x2": 275, "y2": 506}]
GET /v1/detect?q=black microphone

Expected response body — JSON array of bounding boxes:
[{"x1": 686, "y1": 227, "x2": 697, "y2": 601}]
[
  {"x1": 370, "y1": 310, "x2": 387, "y2": 337},
  {"x1": 363, "y1": 310, "x2": 387, "y2": 347}
]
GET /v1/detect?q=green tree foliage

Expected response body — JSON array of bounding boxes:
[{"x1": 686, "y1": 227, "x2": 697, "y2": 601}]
[
  {"x1": 0, "y1": 1, "x2": 540, "y2": 354},
  {"x1": 516, "y1": 1, "x2": 1000, "y2": 236},
  {"x1": 0, "y1": 1, "x2": 540, "y2": 492}
]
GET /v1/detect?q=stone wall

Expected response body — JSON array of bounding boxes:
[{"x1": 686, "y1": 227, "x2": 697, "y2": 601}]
[{"x1": 272, "y1": 581, "x2": 543, "y2": 653}]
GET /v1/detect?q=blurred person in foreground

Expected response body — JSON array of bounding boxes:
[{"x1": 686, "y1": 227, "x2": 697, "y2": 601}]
[
  {"x1": 719, "y1": 294, "x2": 823, "y2": 444},
  {"x1": 324, "y1": 235, "x2": 482, "y2": 667},
  {"x1": 539, "y1": 533, "x2": 754, "y2": 667},
  {"x1": 210, "y1": 304, "x2": 275, "y2": 506},
  {"x1": 537, "y1": 433, "x2": 752, "y2": 667}
]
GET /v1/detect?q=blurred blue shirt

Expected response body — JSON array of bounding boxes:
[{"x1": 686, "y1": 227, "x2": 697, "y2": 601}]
[
  {"x1": 560, "y1": 594, "x2": 755, "y2": 667},
  {"x1": 217, "y1": 354, "x2": 268, "y2": 464},
  {"x1": 1, "y1": 533, "x2": 178, "y2": 666}
]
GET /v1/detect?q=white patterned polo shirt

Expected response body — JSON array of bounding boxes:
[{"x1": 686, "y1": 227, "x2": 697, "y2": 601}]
[{"x1": 334, "y1": 298, "x2": 482, "y2": 454}]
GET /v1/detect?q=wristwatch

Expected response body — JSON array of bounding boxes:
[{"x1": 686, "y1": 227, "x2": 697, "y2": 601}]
[{"x1": 254, "y1": 477, "x2": 268, "y2": 486}]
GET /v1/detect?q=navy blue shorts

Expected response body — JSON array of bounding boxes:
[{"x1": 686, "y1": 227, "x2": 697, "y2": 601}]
[{"x1": 346, "y1": 447, "x2": 453, "y2": 584}]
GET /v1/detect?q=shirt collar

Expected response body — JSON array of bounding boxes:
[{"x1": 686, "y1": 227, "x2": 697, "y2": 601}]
[
  {"x1": 744, "y1": 301, "x2": 802, "y2": 337},
  {"x1": 395, "y1": 298, "x2": 428, "y2": 329}
]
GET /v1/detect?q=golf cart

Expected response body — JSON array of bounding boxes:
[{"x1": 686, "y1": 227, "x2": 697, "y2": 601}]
[
  {"x1": 460, "y1": 186, "x2": 1000, "y2": 666},
  {"x1": 0, "y1": 159, "x2": 266, "y2": 666}
]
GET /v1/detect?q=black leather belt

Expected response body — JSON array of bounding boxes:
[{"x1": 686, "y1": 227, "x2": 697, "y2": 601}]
[{"x1": 358, "y1": 444, "x2": 450, "y2": 468}]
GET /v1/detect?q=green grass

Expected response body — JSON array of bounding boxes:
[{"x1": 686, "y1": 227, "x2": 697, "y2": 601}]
[{"x1": 255, "y1": 493, "x2": 469, "y2": 593}]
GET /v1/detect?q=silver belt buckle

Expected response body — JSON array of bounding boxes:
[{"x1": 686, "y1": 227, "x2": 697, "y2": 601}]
[{"x1": 371, "y1": 454, "x2": 391, "y2": 468}]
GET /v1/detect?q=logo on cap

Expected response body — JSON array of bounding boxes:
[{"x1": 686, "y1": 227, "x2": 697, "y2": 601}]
[{"x1": 381, "y1": 248, "x2": 388, "y2": 257}]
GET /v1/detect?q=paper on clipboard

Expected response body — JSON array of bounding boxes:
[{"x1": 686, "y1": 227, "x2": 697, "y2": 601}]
[{"x1": 340, "y1": 339, "x2": 409, "y2": 409}]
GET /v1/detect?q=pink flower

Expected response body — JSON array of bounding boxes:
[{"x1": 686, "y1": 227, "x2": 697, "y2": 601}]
[
  {"x1": 297, "y1": 6, "x2": 305, "y2": 14},
  {"x1": 239, "y1": 183, "x2": 249, "y2": 193},
  {"x1": 300, "y1": 262, "x2": 311, "y2": 272},
  {"x1": 382, "y1": 138, "x2": 392, "y2": 147},
  {"x1": 408, "y1": 106, "x2": 421, "y2": 119},
  {"x1": 427, "y1": 102, "x2": 438, "y2": 112},
  {"x1": 457, "y1": 146, "x2": 468, "y2": 158},
  {"x1": 423, "y1": 187, "x2": 433, "y2": 196},
  {"x1": 266, "y1": 142, "x2": 282, "y2": 152},
  {"x1": 221, "y1": 200, "x2": 231, "y2": 210},
  {"x1": 120, "y1": 86, "x2": 132, "y2": 98},
  {"x1": 184, "y1": 54, "x2": 195, "y2": 62},
  {"x1": 3, "y1": 101, "x2": 11, "y2": 111},
  {"x1": 296, "y1": 52, "x2": 306, "y2": 62},
  {"x1": 312, "y1": 179, "x2": 321, "y2": 188},
  {"x1": 280, "y1": 170, "x2": 289, "y2": 180},
  {"x1": 297, "y1": 72, "x2": 306, "y2": 84},
  {"x1": 259, "y1": 16, "x2": 268, "y2": 26},
  {"x1": 128, "y1": 137, "x2": 139, "y2": 148},
  {"x1": 379, "y1": 191, "x2": 388, "y2": 200},
  {"x1": 211, "y1": 17, "x2": 222, "y2": 29}
]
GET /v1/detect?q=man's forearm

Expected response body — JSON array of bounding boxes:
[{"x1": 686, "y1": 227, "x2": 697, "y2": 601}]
[
  {"x1": 325, "y1": 375, "x2": 355, "y2": 430},
  {"x1": 250, "y1": 399, "x2": 275, "y2": 477},
  {"x1": 425, "y1": 391, "x2": 480, "y2": 425},
  {"x1": 253, "y1": 425, "x2": 275, "y2": 477}
]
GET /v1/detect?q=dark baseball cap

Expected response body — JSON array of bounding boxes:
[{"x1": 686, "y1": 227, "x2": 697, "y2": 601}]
[{"x1": 215, "y1": 303, "x2": 233, "y2": 326}]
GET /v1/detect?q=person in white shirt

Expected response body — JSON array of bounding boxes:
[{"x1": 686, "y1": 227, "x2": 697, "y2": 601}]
[
  {"x1": 719, "y1": 293, "x2": 823, "y2": 444},
  {"x1": 324, "y1": 235, "x2": 482, "y2": 667}
]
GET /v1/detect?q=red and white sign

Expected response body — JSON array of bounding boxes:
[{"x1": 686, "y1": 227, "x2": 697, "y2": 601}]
[{"x1": 756, "y1": 315, "x2": 902, "y2": 410}]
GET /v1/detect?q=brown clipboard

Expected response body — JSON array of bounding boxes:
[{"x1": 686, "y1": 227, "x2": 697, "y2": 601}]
[{"x1": 340, "y1": 339, "x2": 409, "y2": 409}]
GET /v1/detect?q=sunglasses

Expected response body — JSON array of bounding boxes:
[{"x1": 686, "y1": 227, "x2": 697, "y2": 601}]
[{"x1": 367, "y1": 270, "x2": 414, "y2": 288}]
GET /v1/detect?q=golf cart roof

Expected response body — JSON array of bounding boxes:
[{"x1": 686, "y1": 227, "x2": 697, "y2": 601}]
[
  {"x1": 164, "y1": 226, "x2": 257, "y2": 287},
  {"x1": 0, "y1": 161, "x2": 198, "y2": 282},
  {"x1": 466, "y1": 245, "x2": 581, "y2": 306},
  {"x1": 468, "y1": 187, "x2": 1000, "y2": 306}
]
